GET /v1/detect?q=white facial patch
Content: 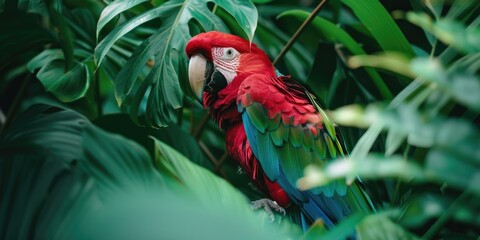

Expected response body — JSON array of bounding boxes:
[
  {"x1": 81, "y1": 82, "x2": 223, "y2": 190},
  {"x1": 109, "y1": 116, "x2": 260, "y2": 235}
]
[{"x1": 211, "y1": 47, "x2": 240, "y2": 84}]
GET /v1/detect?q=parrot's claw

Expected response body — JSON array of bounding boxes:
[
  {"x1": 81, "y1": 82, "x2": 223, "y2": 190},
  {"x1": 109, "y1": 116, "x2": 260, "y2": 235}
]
[{"x1": 250, "y1": 198, "x2": 286, "y2": 222}]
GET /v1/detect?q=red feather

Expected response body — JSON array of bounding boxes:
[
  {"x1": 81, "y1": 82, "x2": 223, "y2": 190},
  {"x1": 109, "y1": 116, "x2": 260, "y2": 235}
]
[
  {"x1": 238, "y1": 75, "x2": 322, "y2": 127},
  {"x1": 186, "y1": 31, "x2": 321, "y2": 207}
]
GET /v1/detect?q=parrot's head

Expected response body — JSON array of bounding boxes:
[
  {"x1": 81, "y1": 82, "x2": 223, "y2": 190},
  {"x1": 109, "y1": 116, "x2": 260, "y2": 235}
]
[{"x1": 186, "y1": 31, "x2": 275, "y2": 106}]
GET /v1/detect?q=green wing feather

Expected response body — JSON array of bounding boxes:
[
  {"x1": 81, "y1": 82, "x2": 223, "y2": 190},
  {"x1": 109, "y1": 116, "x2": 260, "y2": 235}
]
[{"x1": 239, "y1": 75, "x2": 375, "y2": 218}]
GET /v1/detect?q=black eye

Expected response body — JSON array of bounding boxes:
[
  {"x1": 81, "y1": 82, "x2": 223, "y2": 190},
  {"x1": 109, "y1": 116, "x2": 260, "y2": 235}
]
[{"x1": 223, "y1": 48, "x2": 236, "y2": 59}]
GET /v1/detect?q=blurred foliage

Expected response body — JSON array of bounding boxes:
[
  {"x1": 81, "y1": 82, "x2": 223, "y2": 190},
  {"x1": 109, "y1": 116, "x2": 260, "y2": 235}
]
[{"x1": 0, "y1": 0, "x2": 479, "y2": 239}]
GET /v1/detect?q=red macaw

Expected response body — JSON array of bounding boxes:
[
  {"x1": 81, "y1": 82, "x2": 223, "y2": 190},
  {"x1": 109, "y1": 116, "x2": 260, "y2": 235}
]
[{"x1": 186, "y1": 31, "x2": 373, "y2": 228}]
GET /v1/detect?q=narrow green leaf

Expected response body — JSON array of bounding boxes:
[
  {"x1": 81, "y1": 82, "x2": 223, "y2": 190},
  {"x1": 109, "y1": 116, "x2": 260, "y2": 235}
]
[
  {"x1": 348, "y1": 53, "x2": 416, "y2": 79},
  {"x1": 96, "y1": 0, "x2": 149, "y2": 38},
  {"x1": 385, "y1": 128, "x2": 407, "y2": 156},
  {"x1": 341, "y1": 0, "x2": 415, "y2": 57},
  {"x1": 278, "y1": 10, "x2": 393, "y2": 99},
  {"x1": 305, "y1": 213, "x2": 365, "y2": 240},
  {"x1": 411, "y1": 57, "x2": 480, "y2": 112},
  {"x1": 299, "y1": 154, "x2": 425, "y2": 189}
]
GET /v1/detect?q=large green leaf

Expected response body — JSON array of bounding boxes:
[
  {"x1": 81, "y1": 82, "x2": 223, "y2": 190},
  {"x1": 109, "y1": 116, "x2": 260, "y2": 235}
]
[
  {"x1": 95, "y1": 0, "x2": 257, "y2": 126},
  {"x1": 153, "y1": 137, "x2": 301, "y2": 236},
  {"x1": 0, "y1": 104, "x2": 297, "y2": 239},
  {"x1": 0, "y1": 104, "x2": 88, "y2": 159},
  {"x1": 0, "y1": 105, "x2": 88, "y2": 240},
  {"x1": 93, "y1": 113, "x2": 212, "y2": 169},
  {"x1": 154, "y1": 138, "x2": 252, "y2": 212}
]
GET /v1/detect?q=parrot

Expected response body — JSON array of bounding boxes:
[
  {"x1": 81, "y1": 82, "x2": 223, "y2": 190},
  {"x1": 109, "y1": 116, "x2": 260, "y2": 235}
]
[{"x1": 185, "y1": 31, "x2": 374, "y2": 229}]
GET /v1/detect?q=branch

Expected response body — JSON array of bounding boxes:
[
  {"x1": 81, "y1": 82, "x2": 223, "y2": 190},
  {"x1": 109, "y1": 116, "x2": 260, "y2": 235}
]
[{"x1": 273, "y1": 0, "x2": 327, "y2": 66}]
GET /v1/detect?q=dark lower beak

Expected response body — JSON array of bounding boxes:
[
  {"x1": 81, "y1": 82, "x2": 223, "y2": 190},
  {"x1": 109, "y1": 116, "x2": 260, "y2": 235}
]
[{"x1": 188, "y1": 54, "x2": 228, "y2": 103}]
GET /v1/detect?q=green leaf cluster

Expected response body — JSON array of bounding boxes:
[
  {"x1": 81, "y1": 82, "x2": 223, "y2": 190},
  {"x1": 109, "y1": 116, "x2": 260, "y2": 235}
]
[{"x1": 0, "y1": 105, "x2": 297, "y2": 239}]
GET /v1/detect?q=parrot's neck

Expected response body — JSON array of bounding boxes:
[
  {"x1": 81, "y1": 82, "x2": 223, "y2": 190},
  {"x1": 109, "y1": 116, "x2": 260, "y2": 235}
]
[{"x1": 203, "y1": 74, "x2": 251, "y2": 129}]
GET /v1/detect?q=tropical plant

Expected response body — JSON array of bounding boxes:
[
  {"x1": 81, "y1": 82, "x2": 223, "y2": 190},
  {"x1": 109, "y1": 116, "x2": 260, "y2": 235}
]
[{"x1": 0, "y1": 0, "x2": 479, "y2": 239}]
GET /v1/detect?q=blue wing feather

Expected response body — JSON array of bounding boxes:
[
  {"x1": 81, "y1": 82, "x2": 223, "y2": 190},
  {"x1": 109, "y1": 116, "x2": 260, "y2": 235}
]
[
  {"x1": 238, "y1": 74, "x2": 373, "y2": 233},
  {"x1": 243, "y1": 110, "x2": 338, "y2": 228}
]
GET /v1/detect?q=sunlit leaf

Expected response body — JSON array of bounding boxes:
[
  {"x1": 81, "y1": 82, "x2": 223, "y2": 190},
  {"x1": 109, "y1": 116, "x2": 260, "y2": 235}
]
[
  {"x1": 298, "y1": 154, "x2": 425, "y2": 190},
  {"x1": 411, "y1": 57, "x2": 480, "y2": 111},
  {"x1": 385, "y1": 128, "x2": 406, "y2": 156},
  {"x1": 348, "y1": 53, "x2": 415, "y2": 79},
  {"x1": 407, "y1": 12, "x2": 480, "y2": 54}
]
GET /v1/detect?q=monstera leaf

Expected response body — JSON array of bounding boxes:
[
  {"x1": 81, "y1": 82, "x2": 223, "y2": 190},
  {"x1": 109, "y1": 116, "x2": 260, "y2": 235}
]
[
  {"x1": 94, "y1": 0, "x2": 257, "y2": 126},
  {"x1": 27, "y1": 7, "x2": 98, "y2": 103}
]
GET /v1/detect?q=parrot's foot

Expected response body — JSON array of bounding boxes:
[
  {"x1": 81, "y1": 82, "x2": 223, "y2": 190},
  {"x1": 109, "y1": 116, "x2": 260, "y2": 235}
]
[{"x1": 250, "y1": 198, "x2": 286, "y2": 222}]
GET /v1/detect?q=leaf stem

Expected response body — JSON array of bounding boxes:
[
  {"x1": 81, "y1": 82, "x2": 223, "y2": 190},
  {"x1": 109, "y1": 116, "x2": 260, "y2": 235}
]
[
  {"x1": 213, "y1": 151, "x2": 229, "y2": 172},
  {"x1": 272, "y1": 0, "x2": 327, "y2": 65},
  {"x1": 0, "y1": 73, "x2": 31, "y2": 135},
  {"x1": 192, "y1": 111, "x2": 211, "y2": 140},
  {"x1": 94, "y1": 68, "x2": 102, "y2": 117},
  {"x1": 198, "y1": 140, "x2": 230, "y2": 182},
  {"x1": 212, "y1": 4, "x2": 218, "y2": 14}
]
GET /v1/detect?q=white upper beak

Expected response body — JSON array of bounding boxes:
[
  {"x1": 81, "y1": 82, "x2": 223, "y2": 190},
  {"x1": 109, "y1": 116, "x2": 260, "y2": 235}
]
[{"x1": 188, "y1": 54, "x2": 208, "y2": 101}]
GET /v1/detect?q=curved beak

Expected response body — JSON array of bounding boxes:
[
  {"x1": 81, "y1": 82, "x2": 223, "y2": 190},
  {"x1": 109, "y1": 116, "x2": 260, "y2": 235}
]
[{"x1": 188, "y1": 54, "x2": 208, "y2": 102}]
